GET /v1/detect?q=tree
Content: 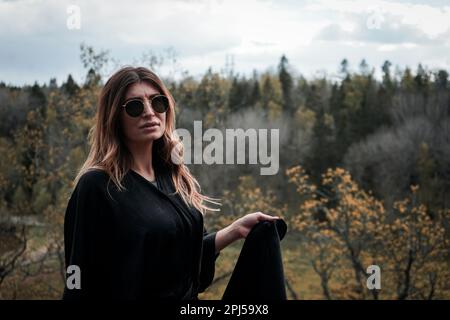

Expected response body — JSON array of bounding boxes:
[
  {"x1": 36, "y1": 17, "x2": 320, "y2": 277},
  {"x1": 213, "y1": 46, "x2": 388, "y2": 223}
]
[
  {"x1": 381, "y1": 60, "x2": 393, "y2": 91},
  {"x1": 62, "y1": 74, "x2": 79, "y2": 96},
  {"x1": 79, "y1": 43, "x2": 109, "y2": 76},
  {"x1": 249, "y1": 79, "x2": 261, "y2": 108},
  {"x1": 400, "y1": 67, "x2": 415, "y2": 91},
  {"x1": 84, "y1": 68, "x2": 101, "y2": 88},
  {"x1": 304, "y1": 83, "x2": 336, "y2": 184},
  {"x1": 359, "y1": 59, "x2": 370, "y2": 76},
  {"x1": 260, "y1": 73, "x2": 283, "y2": 120},
  {"x1": 29, "y1": 82, "x2": 46, "y2": 117},
  {"x1": 414, "y1": 64, "x2": 430, "y2": 92},
  {"x1": 287, "y1": 165, "x2": 450, "y2": 300},
  {"x1": 228, "y1": 76, "x2": 252, "y2": 113},
  {"x1": 278, "y1": 55, "x2": 294, "y2": 115},
  {"x1": 435, "y1": 70, "x2": 448, "y2": 90},
  {"x1": 195, "y1": 68, "x2": 229, "y2": 126},
  {"x1": 339, "y1": 59, "x2": 350, "y2": 78}
]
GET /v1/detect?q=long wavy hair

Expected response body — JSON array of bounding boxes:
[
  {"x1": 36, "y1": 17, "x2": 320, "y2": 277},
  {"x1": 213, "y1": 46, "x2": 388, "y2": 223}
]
[{"x1": 74, "y1": 66, "x2": 220, "y2": 215}]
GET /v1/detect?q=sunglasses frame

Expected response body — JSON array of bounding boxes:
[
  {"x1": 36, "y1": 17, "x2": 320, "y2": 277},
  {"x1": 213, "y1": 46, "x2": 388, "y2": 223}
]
[{"x1": 121, "y1": 94, "x2": 169, "y2": 117}]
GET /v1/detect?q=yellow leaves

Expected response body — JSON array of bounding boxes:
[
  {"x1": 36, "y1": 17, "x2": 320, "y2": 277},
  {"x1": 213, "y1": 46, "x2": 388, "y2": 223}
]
[
  {"x1": 320, "y1": 167, "x2": 358, "y2": 197},
  {"x1": 350, "y1": 209, "x2": 361, "y2": 219},
  {"x1": 342, "y1": 194, "x2": 357, "y2": 207},
  {"x1": 287, "y1": 165, "x2": 450, "y2": 298},
  {"x1": 291, "y1": 166, "x2": 385, "y2": 238},
  {"x1": 286, "y1": 165, "x2": 307, "y2": 183},
  {"x1": 220, "y1": 175, "x2": 286, "y2": 224},
  {"x1": 319, "y1": 229, "x2": 334, "y2": 238},
  {"x1": 286, "y1": 165, "x2": 317, "y2": 196},
  {"x1": 302, "y1": 199, "x2": 320, "y2": 211},
  {"x1": 204, "y1": 111, "x2": 216, "y2": 127},
  {"x1": 268, "y1": 101, "x2": 283, "y2": 120},
  {"x1": 295, "y1": 106, "x2": 316, "y2": 133},
  {"x1": 393, "y1": 198, "x2": 410, "y2": 214}
]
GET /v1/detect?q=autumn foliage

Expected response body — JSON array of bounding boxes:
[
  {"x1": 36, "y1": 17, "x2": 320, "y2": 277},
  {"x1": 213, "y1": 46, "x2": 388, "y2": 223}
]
[{"x1": 286, "y1": 166, "x2": 450, "y2": 299}]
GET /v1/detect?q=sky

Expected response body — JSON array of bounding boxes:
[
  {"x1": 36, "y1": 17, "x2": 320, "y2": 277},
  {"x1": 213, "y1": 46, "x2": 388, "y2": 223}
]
[{"x1": 1, "y1": 0, "x2": 450, "y2": 86}]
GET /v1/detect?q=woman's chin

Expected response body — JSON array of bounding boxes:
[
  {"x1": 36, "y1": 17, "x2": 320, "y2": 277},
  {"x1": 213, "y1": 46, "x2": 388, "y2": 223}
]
[
  {"x1": 140, "y1": 131, "x2": 163, "y2": 142},
  {"x1": 127, "y1": 129, "x2": 164, "y2": 144}
]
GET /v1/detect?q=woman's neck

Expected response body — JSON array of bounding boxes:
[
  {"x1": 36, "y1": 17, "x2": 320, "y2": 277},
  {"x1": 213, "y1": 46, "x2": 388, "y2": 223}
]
[{"x1": 127, "y1": 140, "x2": 154, "y2": 180}]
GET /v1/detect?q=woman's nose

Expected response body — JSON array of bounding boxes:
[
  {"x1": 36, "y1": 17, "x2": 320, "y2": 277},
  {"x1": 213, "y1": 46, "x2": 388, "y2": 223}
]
[{"x1": 142, "y1": 99, "x2": 156, "y2": 116}]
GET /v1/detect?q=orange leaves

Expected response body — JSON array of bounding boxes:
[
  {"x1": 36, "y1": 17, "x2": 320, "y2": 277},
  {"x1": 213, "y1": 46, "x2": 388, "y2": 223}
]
[
  {"x1": 286, "y1": 166, "x2": 315, "y2": 195},
  {"x1": 287, "y1": 165, "x2": 383, "y2": 240},
  {"x1": 216, "y1": 175, "x2": 287, "y2": 230},
  {"x1": 286, "y1": 165, "x2": 450, "y2": 299}
]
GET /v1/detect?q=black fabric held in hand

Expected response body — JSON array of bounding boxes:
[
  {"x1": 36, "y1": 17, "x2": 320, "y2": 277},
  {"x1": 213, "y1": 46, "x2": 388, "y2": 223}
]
[{"x1": 222, "y1": 218, "x2": 288, "y2": 300}]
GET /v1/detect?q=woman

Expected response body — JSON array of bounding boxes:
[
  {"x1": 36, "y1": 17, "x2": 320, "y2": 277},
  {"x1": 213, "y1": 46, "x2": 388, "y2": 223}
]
[{"x1": 63, "y1": 66, "x2": 279, "y2": 300}]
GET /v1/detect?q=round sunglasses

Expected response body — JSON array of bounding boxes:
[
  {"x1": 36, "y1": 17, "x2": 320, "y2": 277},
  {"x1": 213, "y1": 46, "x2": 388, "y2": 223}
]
[{"x1": 122, "y1": 95, "x2": 169, "y2": 117}]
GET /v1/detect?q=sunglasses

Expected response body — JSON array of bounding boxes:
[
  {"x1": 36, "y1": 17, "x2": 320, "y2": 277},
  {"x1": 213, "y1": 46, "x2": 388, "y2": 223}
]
[{"x1": 122, "y1": 95, "x2": 169, "y2": 117}]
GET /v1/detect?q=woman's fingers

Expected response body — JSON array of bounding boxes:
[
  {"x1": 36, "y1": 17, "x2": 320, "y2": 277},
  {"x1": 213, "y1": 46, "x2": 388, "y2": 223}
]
[{"x1": 255, "y1": 212, "x2": 280, "y2": 221}]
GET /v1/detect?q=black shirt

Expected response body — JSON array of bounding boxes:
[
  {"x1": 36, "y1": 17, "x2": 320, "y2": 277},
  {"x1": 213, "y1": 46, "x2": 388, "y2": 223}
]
[
  {"x1": 63, "y1": 166, "x2": 220, "y2": 300},
  {"x1": 149, "y1": 179, "x2": 157, "y2": 188}
]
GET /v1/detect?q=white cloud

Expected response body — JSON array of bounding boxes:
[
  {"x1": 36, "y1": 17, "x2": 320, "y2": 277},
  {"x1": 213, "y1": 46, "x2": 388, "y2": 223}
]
[
  {"x1": 0, "y1": 0, "x2": 449, "y2": 85},
  {"x1": 377, "y1": 42, "x2": 418, "y2": 51},
  {"x1": 307, "y1": 0, "x2": 450, "y2": 38}
]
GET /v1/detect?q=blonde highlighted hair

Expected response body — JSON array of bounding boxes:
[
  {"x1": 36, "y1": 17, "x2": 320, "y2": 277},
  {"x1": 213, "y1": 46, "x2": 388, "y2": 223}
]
[{"x1": 74, "y1": 66, "x2": 220, "y2": 215}]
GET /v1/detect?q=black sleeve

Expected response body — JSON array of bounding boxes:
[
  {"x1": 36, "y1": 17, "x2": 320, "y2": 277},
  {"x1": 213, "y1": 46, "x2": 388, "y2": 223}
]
[
  {"x1": 198, "y1": 227, "x2": 221, "y2": 293},
  {"x1": 62, "y1": 171, "x2": 107, "y2": 300}
]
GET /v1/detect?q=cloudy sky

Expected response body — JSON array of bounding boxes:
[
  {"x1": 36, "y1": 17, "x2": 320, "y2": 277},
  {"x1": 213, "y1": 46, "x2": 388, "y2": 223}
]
[{"x1": 1, "y1": 0, "x2": 450, "y2": 86}]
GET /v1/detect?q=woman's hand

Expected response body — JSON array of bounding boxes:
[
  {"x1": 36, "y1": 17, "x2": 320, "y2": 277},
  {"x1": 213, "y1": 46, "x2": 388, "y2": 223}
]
[
  {"x1": 231, "y1": 212, "x2": 280, "y2": 239},
  {"x1": 214, "y1": 212, "x2": 280, "y2": 254}
]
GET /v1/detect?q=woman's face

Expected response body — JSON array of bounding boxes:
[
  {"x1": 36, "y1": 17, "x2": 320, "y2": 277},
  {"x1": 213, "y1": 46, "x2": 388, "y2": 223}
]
[{"x1": 120, "y1": 81, "x2": 166, "y2": 145}]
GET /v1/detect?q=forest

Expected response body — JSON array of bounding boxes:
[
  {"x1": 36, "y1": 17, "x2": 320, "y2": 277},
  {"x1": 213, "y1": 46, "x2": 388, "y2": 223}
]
[{"x1": 0, "y1": 44, "x2": 449, "y2": 299}]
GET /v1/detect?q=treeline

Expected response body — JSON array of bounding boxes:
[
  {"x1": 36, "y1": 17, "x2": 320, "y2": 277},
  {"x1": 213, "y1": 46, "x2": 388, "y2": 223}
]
[
  {"x1": 1, "y1": 48, "x2": 449, "y2": 218},
  {"x1": 169, "y1": 56, "x2": 450, "y2": 217},
  {"x1": 0, "y1": 45, "x2": 449, "y2": 298}
]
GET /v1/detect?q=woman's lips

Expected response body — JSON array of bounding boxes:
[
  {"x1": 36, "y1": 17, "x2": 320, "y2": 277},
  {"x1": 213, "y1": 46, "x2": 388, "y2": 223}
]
[
  {"x1": 140, "y1": 125, "x2": 158, "y2": 131},
  {"x1": 139, "y1": 122, "x2": 159, "y2": 129}
]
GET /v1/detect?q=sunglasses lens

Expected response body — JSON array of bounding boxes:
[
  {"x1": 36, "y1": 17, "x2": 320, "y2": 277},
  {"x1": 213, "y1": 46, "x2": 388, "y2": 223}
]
[
  {"x1": 125, "y1": 100, "x2": 144, "y2": 117},
  {"x1": 152, "y1": 95, "x2": 169, "y2": 113}
]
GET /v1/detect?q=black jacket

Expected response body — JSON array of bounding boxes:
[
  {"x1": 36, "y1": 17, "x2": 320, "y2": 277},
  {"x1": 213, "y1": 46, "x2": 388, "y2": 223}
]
[
  {"x1": 63, "y1": 165, "x2": 219, "y2": 300},
  {"x1": 222, "y1": 218, "x2": 288, "y2": 300}
]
